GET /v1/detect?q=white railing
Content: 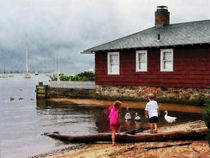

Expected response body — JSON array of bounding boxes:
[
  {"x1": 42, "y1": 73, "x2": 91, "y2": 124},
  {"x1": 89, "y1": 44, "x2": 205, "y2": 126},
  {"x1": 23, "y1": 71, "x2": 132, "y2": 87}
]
[{"x1": 49, "y1": 81, "x2": 96, "y2": 89}]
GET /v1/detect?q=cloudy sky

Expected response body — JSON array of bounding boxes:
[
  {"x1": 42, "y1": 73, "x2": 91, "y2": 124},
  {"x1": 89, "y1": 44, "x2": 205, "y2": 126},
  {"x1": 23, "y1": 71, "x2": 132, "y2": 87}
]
[{"x1": 0, "y1": 0, "x2": 210, "y2": 73}]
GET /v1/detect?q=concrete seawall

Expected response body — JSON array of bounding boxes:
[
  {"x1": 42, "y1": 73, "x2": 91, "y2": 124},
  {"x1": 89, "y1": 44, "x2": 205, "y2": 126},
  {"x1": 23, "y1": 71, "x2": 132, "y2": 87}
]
[{"x1": 36, "y1": 82, "x2": 96, "y2": 99}]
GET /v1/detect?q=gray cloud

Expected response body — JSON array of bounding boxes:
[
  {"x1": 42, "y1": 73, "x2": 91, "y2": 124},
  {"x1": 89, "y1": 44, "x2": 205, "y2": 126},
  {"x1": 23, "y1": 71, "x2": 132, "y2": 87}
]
[{"x1": 0, "y1": 0, "x2": 210, "y2": 73}]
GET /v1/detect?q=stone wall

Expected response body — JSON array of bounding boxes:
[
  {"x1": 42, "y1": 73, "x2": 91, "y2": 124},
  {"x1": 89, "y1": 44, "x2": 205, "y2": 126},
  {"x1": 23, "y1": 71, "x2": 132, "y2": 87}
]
[
  {"x1": 96, "y1": 85, "x2": 210, "y2": 105},
  {"x1": 36, "y1": 82, "x2": 210, "y2": 105}
]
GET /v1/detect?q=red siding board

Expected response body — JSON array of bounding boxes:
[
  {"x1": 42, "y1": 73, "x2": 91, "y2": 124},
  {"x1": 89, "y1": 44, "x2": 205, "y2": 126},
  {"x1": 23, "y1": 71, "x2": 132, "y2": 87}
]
[{"x1": 95, "y1": 46, "x2": 210, "y2": 88}]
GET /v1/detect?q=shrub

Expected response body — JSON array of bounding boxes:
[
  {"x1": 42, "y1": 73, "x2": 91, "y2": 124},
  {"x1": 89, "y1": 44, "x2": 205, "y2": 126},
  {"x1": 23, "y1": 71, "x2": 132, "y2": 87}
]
[
  {"x1": 80, "y1": 76, "x2": 89, "y2": 81},
  {"x1": 198, "y1": 93, "x2": 207, "y2": 106},
  {"x1": 77, "y1": 71, "x2": 95, "y2": 81},
  {"x1": 203, "y1": 99, "x2": 210, "y2": 128},
  {"x1": 49, "y1": 74, "x2": 57, "y2": 81},
  {"x1": 50, "y1": 71, "x2": 95, "y2": 81},
  {"x1": 59, "y1": 74, "x2": 71, "y2": 81},
  {"x1": 71, "y1": 75, "x2": 80, "y2": 81},
  {"x1": 203, "y1": 99, "x2": 210, "y2": 146}
]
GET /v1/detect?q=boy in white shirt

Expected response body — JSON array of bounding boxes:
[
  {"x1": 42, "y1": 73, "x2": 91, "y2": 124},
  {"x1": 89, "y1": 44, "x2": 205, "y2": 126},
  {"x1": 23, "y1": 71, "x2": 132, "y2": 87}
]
[{"x1": 145, "y1": 93, "x2": 160, "y2": 133}]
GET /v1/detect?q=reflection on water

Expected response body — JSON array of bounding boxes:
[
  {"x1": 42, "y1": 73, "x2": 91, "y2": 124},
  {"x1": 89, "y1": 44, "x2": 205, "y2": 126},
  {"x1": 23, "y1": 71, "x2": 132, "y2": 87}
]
[
  {"x1": 37, "y1": 100, "x2": 100, "y2": 135},
  {"x1": 37, "y1": 99, "x2": 203, "y2": 134}
]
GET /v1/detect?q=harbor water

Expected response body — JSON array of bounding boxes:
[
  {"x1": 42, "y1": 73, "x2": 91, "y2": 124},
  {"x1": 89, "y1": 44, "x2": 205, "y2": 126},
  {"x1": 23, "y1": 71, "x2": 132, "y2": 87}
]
[{"x1": 0, "y1": 74, "x2": 203, "y2": 158}]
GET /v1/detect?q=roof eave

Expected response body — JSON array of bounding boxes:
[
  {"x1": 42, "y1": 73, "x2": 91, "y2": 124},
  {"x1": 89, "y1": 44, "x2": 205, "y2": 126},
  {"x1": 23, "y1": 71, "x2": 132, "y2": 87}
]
[
  {"x1": 81, "y1": 42, "x2": 210, "y2": 54},
  {"x1": 80, "y1": 50, "x2": 95, "y2": 54}
]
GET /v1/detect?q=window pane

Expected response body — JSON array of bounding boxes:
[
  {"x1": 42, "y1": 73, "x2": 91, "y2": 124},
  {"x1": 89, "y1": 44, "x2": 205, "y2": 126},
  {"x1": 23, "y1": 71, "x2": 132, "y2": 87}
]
[
  {"x1": 139, "y1": 53, "x2": 146, "y2": 62},
  {"x1": 139, "y1": 63, "x2": 146, "y2": 69},
  {"x1": 110, "y1": 54, "x2": 118, "y2": 65},
  {"x1": 112, "y1": 65, "x2": 118, "y2": 73},
  {"x1": 164, "y1": 61, "x2": 172, "y2": 69},
  {"x1": 163, "y1": 52, "x2": 171, "y2": 60},
  {"x1": 136, "y1": 51, "x2": 147, "y2": 71},
  {"x1": 110, "y1": 65, "x2": 114, "y2": 73},
  {"x1": 108, "y1": 53, "x2": 119, "y2": 74},
  {"x1": 161, "y1": 49, "x2": 173, "y2": 72}
]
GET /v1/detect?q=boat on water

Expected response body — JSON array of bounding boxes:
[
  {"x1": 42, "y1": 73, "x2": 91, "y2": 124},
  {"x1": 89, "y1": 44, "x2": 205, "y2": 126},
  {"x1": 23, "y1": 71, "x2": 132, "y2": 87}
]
[
  {"x1": 35, "y1": 71, "x2": 39, "y2": 75},
  {"x1": 24, "y1": 72, "x2": 31, "y2": 78},
  {"x1": 8, "y1": 74, "x2": 14, "y2": 77},
  {"x1": 1, "y1": 64, "x2": 8, "y2": 78},
  {"x1": 1, "y1": 73, "x2": 8, "y2": 78}
]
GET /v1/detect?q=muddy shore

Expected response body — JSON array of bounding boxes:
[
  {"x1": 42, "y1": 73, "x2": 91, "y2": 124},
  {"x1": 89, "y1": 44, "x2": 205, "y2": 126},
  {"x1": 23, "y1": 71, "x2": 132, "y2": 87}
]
[{"x1": 46, "y1": 98, "x2": 205, "y2": 113}]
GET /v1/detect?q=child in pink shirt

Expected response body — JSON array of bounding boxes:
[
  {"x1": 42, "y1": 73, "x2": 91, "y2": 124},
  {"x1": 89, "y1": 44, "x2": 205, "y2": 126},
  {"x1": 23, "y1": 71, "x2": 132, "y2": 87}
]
[{"x1": 109, "y1": 100, "x2": 122, "y2": 146}]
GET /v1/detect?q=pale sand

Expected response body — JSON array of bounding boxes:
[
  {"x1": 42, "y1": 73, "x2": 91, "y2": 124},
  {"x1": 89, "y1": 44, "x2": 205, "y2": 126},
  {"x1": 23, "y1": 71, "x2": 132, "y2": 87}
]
[
  {"x1": 44, "y1": 141, "x2": 210, "y2": 158},
  {"x1": 40, "y1": 120, "x2": 209, "y2": 158}
]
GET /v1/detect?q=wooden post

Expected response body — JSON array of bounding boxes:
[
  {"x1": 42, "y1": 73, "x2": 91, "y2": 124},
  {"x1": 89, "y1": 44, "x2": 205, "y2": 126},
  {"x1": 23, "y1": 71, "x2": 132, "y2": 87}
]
[{"x1": 36, "y1": 82, "x2": 48, "y2": 99}]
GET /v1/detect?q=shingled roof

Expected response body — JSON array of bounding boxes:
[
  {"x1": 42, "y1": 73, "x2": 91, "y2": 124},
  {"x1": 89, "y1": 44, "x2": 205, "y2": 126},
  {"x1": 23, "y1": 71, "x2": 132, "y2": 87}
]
[{"x1": 82, "y1": 19, "x2": 210, "y2": 54}]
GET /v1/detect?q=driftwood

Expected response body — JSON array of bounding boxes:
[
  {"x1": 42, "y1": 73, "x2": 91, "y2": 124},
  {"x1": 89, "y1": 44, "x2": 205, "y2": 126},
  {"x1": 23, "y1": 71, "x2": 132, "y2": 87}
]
[{"x1": 44, "y1": 128, "x2": 209, "y2": 143}]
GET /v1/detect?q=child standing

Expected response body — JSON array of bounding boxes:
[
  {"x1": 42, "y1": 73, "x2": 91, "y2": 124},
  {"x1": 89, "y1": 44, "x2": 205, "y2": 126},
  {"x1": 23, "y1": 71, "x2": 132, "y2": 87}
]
[
  {"x1": 145, "y1": 93, "x2": 160, "y2": 133},
  {"x1": 109, "y1": 100, "x2": 122, "y2": 146}
]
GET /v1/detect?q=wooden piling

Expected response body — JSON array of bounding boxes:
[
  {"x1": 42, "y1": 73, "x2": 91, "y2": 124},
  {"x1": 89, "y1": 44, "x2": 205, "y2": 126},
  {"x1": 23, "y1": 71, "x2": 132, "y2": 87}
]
[{"x1": 36, "y1": 82, "x2": 48, "y2": 99}]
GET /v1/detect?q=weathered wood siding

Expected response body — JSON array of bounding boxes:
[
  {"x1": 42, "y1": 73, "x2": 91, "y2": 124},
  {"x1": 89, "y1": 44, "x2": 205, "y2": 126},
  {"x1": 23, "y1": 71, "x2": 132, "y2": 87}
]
[{"x1": 95, "y1": 45, "x2": 210, "y2": 88}]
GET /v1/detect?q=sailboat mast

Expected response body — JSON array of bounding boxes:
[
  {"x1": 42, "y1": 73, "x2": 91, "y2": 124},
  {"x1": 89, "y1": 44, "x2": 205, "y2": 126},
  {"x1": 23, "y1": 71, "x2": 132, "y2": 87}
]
[
  {"x1": 23, "y1": 33, "x2": 31, "y2": 78},
  {"x1": 25, "y1": 33, "x2": 29, "y2": 73},
  {"x1": 4, "y1": 64, "x2": 5, "y2": 73},
  {"x1": 26, "y1": 47, "x2": 28, "y2": 73}
]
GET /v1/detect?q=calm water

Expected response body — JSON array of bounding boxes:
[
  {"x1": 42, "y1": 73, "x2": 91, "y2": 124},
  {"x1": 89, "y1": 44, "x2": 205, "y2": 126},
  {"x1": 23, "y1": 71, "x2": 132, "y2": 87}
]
[{"x1": 0, "y1": 74, "x2": 203, "y2": 158}]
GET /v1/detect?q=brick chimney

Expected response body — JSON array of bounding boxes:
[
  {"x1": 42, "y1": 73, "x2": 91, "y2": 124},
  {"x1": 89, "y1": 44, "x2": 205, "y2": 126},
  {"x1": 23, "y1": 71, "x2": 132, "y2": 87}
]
[{"x1": 155, "y1": 6, "x2": 170, "y2": 27}]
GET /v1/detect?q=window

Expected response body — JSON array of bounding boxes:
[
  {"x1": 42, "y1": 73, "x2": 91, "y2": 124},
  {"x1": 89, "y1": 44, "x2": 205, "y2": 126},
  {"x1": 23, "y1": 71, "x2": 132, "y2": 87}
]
[
  {"x1": 136, "y1": 50, "x2": 147, "y2": 72},
  {"x1": 160, "y1": 49, "x2": 173, "y2": 72},
  {"x1": 107, "y1": 52, "x2": 120, "y2": 75}
]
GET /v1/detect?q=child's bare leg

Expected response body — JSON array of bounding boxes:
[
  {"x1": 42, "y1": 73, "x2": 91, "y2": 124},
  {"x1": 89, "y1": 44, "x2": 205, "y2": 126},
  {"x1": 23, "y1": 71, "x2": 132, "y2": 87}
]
[
  {"x1": 149, "y1": 123, "x2": 153, "y2": 133},
  {"x1": 112, "y1": 129, "x2": 116, "y2": 145},
  {"x1": 154, "y1": 123, "x2": 158, "y2": 132},
  {"x1": 118, "y1": 125, "x2": 121, "y2": 134}
]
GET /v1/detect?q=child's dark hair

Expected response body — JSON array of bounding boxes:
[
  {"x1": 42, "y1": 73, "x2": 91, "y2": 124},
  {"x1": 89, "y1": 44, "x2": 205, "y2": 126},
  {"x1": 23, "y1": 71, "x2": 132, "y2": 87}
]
[
  {"x1": 148, "y1": 93, "x2": 155, "y2": 100},
  {"x1": 113, "y1": 100, "x2": 122, "y2": 109}
]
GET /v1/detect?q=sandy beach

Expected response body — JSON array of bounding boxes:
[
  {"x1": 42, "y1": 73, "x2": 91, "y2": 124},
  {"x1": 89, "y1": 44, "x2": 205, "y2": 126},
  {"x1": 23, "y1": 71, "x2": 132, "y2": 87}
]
[
  {"x1": 42, "y1": 141, "x2": 210, "y2": 158},
  {"x1": 34, "y1": 120, "x2": 209, "y2": 158}
]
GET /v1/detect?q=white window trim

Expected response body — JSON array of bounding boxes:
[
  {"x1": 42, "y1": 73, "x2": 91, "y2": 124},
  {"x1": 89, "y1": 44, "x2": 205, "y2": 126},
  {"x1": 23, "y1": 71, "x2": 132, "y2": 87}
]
[
  {"x1": 136, "y1": 50, "x2": 147, "y2": 72},
  {"x1": 107, "y1": 52, "x2": 120, "y2": 75},
  {"x1": 160, "y1": 49, "x2": 173, "y2": 72}
]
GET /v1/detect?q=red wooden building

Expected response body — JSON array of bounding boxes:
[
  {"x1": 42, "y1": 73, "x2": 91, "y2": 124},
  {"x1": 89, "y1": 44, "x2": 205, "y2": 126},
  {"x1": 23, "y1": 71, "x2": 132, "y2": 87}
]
[{"x1": 83, "y1": 6, "x2": 210, "y2": 91}]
